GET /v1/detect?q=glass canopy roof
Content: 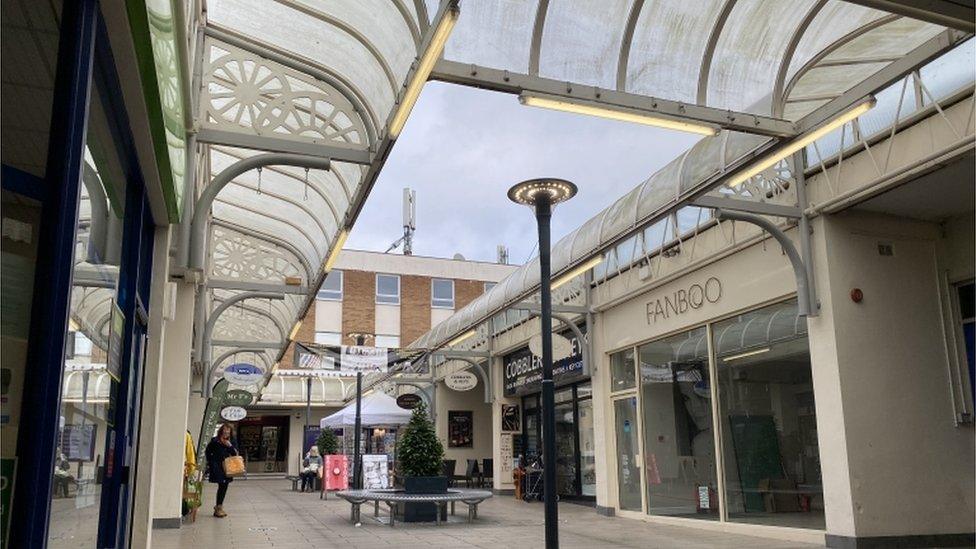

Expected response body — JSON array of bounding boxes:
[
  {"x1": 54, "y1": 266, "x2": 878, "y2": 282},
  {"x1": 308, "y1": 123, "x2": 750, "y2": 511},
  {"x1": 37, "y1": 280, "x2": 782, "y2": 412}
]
[{"x1": 181, "y1": 0, "x2": 966, "y2": 394}]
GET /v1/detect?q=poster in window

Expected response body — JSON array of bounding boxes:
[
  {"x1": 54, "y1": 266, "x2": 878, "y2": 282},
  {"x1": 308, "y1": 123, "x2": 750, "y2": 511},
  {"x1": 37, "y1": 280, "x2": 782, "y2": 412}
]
[
  {"x1": 501, "y1": 404, "x2": 520, "y2": 433},
  {"x1": 448, "y1": 411, "x2": 473, "y2": 448},
  {"x1": 60, "y1": 424, "x2": 97, "y2": 461}
]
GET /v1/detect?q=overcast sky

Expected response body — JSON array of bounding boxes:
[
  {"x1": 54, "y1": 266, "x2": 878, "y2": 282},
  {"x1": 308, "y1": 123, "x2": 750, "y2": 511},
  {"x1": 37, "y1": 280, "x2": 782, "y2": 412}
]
[{"x1": 346, "y1": 82, "x2": 702, "y2": 264}]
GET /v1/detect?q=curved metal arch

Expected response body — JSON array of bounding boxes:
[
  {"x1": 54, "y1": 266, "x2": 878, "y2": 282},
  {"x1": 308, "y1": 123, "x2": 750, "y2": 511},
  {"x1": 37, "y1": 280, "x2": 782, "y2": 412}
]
[
  {"x1": 413, "y1": 0, "x2": 430, "y2": 34},
  {"x1": 329, "y1": 164, "x2": 355, "y2": 202},
  {"x1": 272, "y1": 0, "x2": 399, "y2": 95},
  {"x1": 205, "y1": 25, "x2": 380, "y2": 145},
  {"x1": 213, "y1": 220, "x2": 315, "y2": 283},
  {"x1": 191, "y1": 153, "x2": 332, "y2": 270},
  {"x1": 781, "y1": 14, "x2": 901, "y2": 108},
  {"x1": 225, "y1": 179, "x2": 334, "y2": 241},
  {"x1": 771, "y1": 0, "x2": 828, "y2": 117},
  {"x1": 210, "y1": 295, "x2": 290, "y2": 343},
  {"x1": 528, "y1": 0, "x2": 551, "y2": 76},
  {"x1": 616, "y1": 0, "x2": 645, "y2": 92},
  {"x1": 440, "y1": 356, "x2": 492, "y2": 404},
  {"x1": 203, "y1": 292, "x2": 286, "y2": 397},
  {"x1": 215, "y1": 146, "x2": 345, "y2": 226},
  {"x1": 391, "y1": 0, "x2": 422, "y2": 49},
  {"x1": 696, "y1": 0, "x2": 738, "y2": 106},
  {"x1": 213, "y1": 198, "x2": 326, "y2": 264},
  {"x1": 81, "y1": 162, "x2": 108, "y2": 264}
]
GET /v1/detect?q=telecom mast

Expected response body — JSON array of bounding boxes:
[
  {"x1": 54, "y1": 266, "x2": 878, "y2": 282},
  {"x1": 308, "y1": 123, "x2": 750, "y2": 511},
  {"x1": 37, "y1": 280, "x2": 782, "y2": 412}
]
[{"x1": 385, "y1": 187, "x2": 416, "y2": 254}]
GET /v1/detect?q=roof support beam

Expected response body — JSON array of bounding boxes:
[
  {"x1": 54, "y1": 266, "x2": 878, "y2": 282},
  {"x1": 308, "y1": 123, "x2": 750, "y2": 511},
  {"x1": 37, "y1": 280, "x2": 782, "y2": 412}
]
[
  {"x1": 210, "y1": 340, "x2": 283, "y2": 350},
  {"x1": 197, "y1": 127, "x2": 370, "y2": 165},
  {"x1": 510, "y1": 302, "x2": 590, "y2": 315},
  {"x1": 431, "y1": 60, "x2": 798, "y2": 138},
  {"x1": 840, "y1": 0, "x2": 975, "y2": 33},
  {"x1": 692, "y1": 195, "x2": 802, "y2": 218}
]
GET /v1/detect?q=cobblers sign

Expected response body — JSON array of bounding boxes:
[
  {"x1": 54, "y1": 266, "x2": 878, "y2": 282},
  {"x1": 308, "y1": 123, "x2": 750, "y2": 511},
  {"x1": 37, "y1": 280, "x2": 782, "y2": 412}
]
[
  {"x1": 503, "y1": 325, "x2": 586, "y2": 397},
  {"x1": 646, "y1": 277, "x2": 722, "y2": 324}
]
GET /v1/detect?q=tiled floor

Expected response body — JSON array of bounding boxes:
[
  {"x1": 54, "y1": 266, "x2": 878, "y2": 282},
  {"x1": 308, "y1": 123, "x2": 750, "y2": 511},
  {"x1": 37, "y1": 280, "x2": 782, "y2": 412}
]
[{"x1": 152, "y1": 479, "x2": 823, "y2": 549}]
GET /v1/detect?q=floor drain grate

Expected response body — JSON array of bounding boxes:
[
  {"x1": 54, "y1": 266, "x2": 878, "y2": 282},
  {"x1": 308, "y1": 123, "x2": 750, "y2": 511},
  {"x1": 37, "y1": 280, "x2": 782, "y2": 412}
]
[{"x1": 248, "y1": 527, "x2": 278, "y2": 532}]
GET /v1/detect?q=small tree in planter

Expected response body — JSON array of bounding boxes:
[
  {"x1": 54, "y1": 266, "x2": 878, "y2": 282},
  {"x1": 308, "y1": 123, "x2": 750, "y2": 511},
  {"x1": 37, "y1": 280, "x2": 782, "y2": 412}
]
[
  {"x1": 316, "y1": 428, "x2": 340, "y2": 456},
  {"x1": 398, "y1": 402, "x2": 446, "y2": 522}
]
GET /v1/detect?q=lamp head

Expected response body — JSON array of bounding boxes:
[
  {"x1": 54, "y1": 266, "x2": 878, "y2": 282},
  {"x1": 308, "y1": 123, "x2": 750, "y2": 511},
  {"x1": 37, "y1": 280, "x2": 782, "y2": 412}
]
[{"x1": 507, "y1": 178, "x2": 577, "y2": 208}]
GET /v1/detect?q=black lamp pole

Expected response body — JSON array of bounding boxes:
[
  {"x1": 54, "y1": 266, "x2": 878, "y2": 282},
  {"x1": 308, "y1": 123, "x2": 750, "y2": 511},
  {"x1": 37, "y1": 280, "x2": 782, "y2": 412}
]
[
  {"x1": 508, "y1": 178, "x2": 577, "y2": 549},
  {"x1": 352, "y1": 333, "x2": 366, "y2": 489}
]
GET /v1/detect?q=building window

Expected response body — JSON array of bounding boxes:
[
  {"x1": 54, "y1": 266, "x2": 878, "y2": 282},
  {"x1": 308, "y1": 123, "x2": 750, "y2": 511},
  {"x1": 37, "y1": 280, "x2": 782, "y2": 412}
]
[
  {"x1": 317, "y1": 270, "x2": 343, "y2": 301},
  {"x1": 374, "y1": 334, "x2": 400, "y2": 348},
  {"x1": 314, "y1": 331, "x2": 341, "y2": 345},
  {"x1": 609, "y1": 348, "x2": 636, "y2": 392},
  {"x1": 376, "y1": 274, "x2": 400, "y2": 304},
  {"x1": 484, "y1": 281, "x2": 496, "y2": 293},
  {"x1": 432, "y1": 278, "x2": 454, "y2": 309}
]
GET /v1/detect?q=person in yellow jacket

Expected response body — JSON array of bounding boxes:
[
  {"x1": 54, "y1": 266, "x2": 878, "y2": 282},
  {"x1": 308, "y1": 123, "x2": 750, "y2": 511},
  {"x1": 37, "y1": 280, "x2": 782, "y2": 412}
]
[{"x1": 184, "y1": 431, "x2": 196, "y2": 477}]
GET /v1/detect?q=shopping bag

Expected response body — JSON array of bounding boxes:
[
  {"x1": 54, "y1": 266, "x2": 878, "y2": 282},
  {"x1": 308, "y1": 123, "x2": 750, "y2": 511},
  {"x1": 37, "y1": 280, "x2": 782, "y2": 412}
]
[{"x1": 223, "y1": 455, "x2": 246, "y2": 477}]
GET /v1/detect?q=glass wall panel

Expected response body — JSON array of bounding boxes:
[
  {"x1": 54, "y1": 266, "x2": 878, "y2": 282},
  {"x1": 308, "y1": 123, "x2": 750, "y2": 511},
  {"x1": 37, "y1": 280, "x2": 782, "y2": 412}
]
[
  {"x1": 614, "y1": 397, "x2": 642, "y2": 511},
  {"x1": 713, "y1": 300, "x2": 824, "y2": 530},
  {"x1": 610, "y1": 348, "x2": 636, "y2": 392},
  {"x1": 578, "y1": 396, "x2": 596, "y2": 497},
  {"x1": 554, "y1": 398, "x2": 577, "y2": 495},
  {"x1": 639, "y1": 326, "x2": 718, "y2": 519}
]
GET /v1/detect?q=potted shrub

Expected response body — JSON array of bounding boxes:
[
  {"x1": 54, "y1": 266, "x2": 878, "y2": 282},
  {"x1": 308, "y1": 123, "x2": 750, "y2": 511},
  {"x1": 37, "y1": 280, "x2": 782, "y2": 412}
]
[
  {"x1": 398, "y1": 402, "x2": 445, "y2": 522},
  {"x1": 316, "y1": 428, "x2": 339, "y2": 457}
]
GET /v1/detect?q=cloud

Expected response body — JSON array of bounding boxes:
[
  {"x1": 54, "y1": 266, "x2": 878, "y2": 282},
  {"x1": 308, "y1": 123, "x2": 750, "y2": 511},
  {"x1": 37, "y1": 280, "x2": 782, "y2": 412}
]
[{"x1": 347, "y1": 82, "x2": 701, "y2": 264}]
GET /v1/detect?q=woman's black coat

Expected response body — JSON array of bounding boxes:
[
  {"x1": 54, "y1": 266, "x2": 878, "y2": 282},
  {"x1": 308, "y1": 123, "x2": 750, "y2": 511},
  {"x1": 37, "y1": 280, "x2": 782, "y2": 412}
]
[{"x1": 205, "y1": 436, "x2": 239, "y2": 484}]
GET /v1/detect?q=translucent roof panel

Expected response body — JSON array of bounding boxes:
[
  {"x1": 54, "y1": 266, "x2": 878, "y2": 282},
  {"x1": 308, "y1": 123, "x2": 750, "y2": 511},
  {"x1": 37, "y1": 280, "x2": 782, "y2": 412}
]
[{"x1": 538, "y1": 0, "x2": 632, "y2": 89}]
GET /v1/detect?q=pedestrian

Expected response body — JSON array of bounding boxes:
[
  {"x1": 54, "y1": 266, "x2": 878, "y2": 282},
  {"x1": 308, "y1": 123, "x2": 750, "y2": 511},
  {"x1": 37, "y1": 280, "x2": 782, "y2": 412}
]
[
  {"x1": 300, "y1": 446, "x2": 322, "y2": 492},
  {"x1": 205, "y1": 422, "x2": 241, "y2": 518}
]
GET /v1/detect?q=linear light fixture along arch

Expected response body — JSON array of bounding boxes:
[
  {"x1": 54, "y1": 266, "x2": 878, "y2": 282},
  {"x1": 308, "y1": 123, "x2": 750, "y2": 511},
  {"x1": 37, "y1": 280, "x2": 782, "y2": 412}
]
[
  {"x1": 728, "y1": 97, "x2": 876, "y2": 187},
  {"x1": 388, "y1": 2, "x2": 460, "y2": 138},
  {"x1": 519, "y1": 92, "x2": 719, "y2": 136},
  {"x1": 551, "y1": 255, "x2": 603, "y2": 290}
]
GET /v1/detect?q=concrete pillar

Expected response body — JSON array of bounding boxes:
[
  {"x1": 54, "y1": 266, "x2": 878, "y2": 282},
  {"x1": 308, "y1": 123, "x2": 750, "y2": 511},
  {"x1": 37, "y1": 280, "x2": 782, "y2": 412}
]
[
  {"x1": 807, "y1": 212, "x2": 975, "y2": 547},
  {"x1": 147, "y1": 280, "x2": 196, "y2": 532},
  {"x1": 589, "y1": 311, "x2": 614, "y2": 515},
  {"x1": 130, "y1": 226, "x2": 172, "y2": 548}
]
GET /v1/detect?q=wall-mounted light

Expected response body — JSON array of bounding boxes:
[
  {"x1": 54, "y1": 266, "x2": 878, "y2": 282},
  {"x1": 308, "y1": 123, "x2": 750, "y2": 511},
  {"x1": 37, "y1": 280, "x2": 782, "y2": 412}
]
[
  {"x1": 388, "y1": 3, "x2": 459, "y2": 138},
  {"x1": 519, "y1": 93, "x2": 718, "y2": 136},
  {"x1": 289, "y1": 321, "x2": 302, "y2": 341},
  {"x1": 323, "y1": 229, "x2": 348, "y2": 273},
  {"x1": 551, "y1": 255, "x2": 604, "y2": 290},
  {"x1": 728, "y1": 97, "x2": 876, "y2": 187},
  {"x1": 722, "y1": 347, "x2": 770, "y2": 362}
]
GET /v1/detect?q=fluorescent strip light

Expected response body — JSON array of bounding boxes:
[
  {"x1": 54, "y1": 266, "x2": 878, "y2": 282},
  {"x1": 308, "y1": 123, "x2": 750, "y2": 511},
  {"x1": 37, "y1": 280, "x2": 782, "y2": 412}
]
[
  {"x1": 279, "y1": 401, "x2": 330, "y2": 407},
  {"x1": 323, "y1": 229, "x2": 348, "y2": 273},
  {"x1": 520, "y1": 93, "x2": 718, "y2": 136},
  {"x1": 388, "y1": 4, "x2": 459, "y2": 138},
  {"x1": 728, "y1": 97, "x2": 876, "y2": 187},
  {"x1": 551, "y1": 256, "x2": 604, "y2": 290},
  {"x1": 62, "y1": 398, "x2": 109, "y2": 404},
  {"x1": 447, "y1": 329, "x2": 476, "y2": 347},
  {"x1": 289, "y1": 321, "x2": 302, "y2": 341},
  {"x1": 68, "y1": 318, "x2": 80, "y2": 332},
  {"x1": 723, "y1": 348, "x2": 770, "y2": 362}
]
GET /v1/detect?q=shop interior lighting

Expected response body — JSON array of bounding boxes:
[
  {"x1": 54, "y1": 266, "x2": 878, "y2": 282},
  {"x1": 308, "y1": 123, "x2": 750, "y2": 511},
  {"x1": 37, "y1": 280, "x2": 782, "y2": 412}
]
[
  {"x1": 62, "y1": 398, "x2": 109, "y2": 404},
  {"x1": 323, "y1": 229, "x2": 348, "y2": 272},
  {"x1": 722, "y1": 347, "x2": 771, "y2": 362},
  {"x1": 728, "y1": 97, "x2": 876, "y2": 187},
  {"x1": 289, "y1": 321, "x2": 302, "y2": 341},
  {"x1": 388, "y1": 2, "x2": 459, "y2": 138},
  {"x1": 448, "y1": 329, "x2": 477, "y2": 346},
  {"x1": 551, "y1": 256, "x2": 604, "y2": 290},
  {"x1": 519, "y1": 93, "x2": 718, "y2": 136}
]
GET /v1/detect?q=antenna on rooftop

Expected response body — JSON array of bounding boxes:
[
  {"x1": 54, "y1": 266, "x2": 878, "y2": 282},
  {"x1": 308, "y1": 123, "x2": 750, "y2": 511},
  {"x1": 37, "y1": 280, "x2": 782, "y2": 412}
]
[
  {"x1": 385, "y1": 187, "x2": 416, "y2": 255},
  {"x1": 497, "y1": 245, "x2": 509, "y2": 264}
]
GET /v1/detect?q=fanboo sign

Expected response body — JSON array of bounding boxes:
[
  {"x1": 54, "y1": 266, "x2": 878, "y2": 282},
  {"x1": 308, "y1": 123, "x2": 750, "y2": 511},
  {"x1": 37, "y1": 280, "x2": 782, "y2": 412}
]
[
  {"x1": 645, "y1": 277, "x2": 722, "y2": 324},
  {"x1": 503, "y1": 325, "x2": 586, "y2": 397}
]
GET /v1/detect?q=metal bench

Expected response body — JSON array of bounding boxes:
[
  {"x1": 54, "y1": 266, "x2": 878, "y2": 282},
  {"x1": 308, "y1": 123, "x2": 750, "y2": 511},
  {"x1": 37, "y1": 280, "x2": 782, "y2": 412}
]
[{"x1": 335, "y1": 488, "x2": 493, "y2": 527}]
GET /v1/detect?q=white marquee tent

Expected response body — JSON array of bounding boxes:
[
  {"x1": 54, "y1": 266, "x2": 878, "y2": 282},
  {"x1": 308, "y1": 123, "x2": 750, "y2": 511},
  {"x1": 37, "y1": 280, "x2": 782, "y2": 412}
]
[{"x1": 320, "y1": 392, "x2": 412, "y2": 428}]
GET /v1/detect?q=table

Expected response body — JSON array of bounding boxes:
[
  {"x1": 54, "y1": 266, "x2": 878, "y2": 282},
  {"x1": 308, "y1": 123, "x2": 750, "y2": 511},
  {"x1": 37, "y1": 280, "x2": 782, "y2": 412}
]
[{"x1": 335, "y1": 488, "x2": 493, "y2": 527}]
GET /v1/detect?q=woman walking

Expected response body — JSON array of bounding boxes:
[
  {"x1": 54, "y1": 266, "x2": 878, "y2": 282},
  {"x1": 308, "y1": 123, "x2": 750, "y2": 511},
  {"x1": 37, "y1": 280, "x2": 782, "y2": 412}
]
[{"x1": 205, "y1": 422, "x2": 240, "y2": 517}]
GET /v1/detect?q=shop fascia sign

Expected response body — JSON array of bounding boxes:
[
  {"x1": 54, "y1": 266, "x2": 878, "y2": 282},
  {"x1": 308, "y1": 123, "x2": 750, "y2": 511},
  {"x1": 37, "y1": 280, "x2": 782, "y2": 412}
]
[
  {"x1": 503, "y1": 325, "x2": 587, "y2": 397},
  {"x1": 646, "y1": 276, "x2": 722, "y2": 324}
]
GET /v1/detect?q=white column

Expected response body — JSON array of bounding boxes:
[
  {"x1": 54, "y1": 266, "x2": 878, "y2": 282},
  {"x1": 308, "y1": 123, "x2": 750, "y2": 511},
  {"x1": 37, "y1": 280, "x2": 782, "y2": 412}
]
[
  {"x1": 130, "y1": 226, "x2": 172, "y2": 548},
  {"x1": 588, "y1": 312, "x2": 614, "y2": 514}
]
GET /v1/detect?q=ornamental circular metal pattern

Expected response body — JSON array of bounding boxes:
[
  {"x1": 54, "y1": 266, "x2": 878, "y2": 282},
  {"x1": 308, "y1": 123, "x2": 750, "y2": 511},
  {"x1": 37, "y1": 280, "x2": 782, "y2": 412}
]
[
  {"x1": 220, "y1": 406, "x2": 248, "y2": 421},
  {"x1": 222, "y1": 363, "x2": 265, "y2": 386},
  {"x1": 444, "y1": 371, "x2": 478, "y2": 392},
  {"x1": 507, "y1": 178, "x2": 578, "y2": 206}
]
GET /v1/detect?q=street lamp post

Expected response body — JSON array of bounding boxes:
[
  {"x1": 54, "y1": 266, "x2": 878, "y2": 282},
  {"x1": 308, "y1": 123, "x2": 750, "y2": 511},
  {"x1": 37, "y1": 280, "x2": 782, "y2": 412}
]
[
  {"x1": 347, "y1": 332, "x2": 372, "y2": 489},
  {"x1": 508, "y1": 178, "x2": 578, "y2": 549}
]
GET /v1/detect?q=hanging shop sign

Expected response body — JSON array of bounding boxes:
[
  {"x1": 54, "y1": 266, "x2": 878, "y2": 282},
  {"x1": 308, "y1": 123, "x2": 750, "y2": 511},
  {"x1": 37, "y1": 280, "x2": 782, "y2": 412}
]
[
  {"x1": 445, "y1": 371, "x2": 478, "y2": 391},
  {"x1": 340, "y1": 345, "x2": 389, "y2": 373},
  {"x1": 222, "y1": 363, "x2": 264, "y2": 386},
  {"x1": 503, "y1": 324, "x2": 587, "y2": 397},
  {"x1": 528, "y1": 333, "x2": 574, "y2": 361},
  {"x1": 220, "y1": 406, "x2": 247, "y2": 422},
  {"x1": 106, "y1": 301, "x2": 125, "y2": 381},
  {"x1": 396, "y1": 393, "x2": 422, "y2": 409},
  {"x1": 645, "y1": 276, "x2": 722, "y2": 324}
]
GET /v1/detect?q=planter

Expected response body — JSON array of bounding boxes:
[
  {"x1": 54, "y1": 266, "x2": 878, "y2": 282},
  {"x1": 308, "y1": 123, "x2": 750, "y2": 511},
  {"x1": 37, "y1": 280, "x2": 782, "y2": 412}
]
[{"x1": 403, "y1": 476, "x2": 448, "y2": 522}]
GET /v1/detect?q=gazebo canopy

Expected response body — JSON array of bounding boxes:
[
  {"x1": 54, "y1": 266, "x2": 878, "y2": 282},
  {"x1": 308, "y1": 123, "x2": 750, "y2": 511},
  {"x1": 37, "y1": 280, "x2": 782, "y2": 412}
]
[{"x1": 321, "y1": 392, "x2": 413, "y2": 428}]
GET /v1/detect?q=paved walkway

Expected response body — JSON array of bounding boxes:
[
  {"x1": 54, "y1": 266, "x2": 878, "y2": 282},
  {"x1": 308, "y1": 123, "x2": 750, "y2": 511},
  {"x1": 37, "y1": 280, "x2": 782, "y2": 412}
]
[{"x1": 153, "y1": 479, "x2": 823, "y2": 549}]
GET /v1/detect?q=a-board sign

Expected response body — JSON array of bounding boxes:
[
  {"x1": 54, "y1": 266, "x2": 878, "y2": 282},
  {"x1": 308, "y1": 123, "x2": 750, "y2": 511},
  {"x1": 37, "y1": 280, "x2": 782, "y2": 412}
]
[
  {"x1": 445, "y1": 371, "x2": 477, "y2": 391},
  {"x1": 396, "y1": 393, "x2": 422, "y2": 409}
]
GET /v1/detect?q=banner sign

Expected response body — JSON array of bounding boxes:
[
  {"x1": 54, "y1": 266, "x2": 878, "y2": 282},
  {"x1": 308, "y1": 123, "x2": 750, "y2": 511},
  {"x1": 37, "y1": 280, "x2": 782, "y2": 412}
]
[
  {"x1": 222, "y1": 363, "x2": 264, "y2": 385},
  {"x1": 324, "y1": 454, "x2": 348, "y2": 491},
  {"x1": 340, "y1": 346, "x2": 389, "y2": 373},
  {"x1": 197, "y1": 380, "x2": 253, "y2": 468},
  {"x1": 303, "y1": 425, "x2": 321, "y2": 454},
  {"x1": 503, "y1": 324, "x2": 587, "y2": 397},
  {"x1": 106, "y1": 302, "x2": 124, "y2": 381}
]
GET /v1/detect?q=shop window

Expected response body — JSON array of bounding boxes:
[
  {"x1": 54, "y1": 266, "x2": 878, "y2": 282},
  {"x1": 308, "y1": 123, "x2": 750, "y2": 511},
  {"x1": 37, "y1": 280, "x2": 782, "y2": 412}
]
[
  {"x1": 638, "y1": 326, "x2": 718, "y2": 520},
  {"x1": 431, "y1": 278, "x2": 454, "y2": 309},
  {"x1": 957, "y1": 281, "x2": 974, "y2": 404},
  {"x1": 374, "y1": 334, "x2": 399, "y2": 348},
  {"x1": 713, "y1": 299, "x2": 823, "y2": 530},
  {"x1": 317, "y1": 270, "x2": 342, "y2": 300},
  {"x1": 614, "y1": 397, "x2": 643, "y2": 511},
  {"x1": 314, "y1": 331, "x2": 341, "y2": 345},
  {"x1": 376, "y1": 274, "x2": 400, "y2": 305},
  {"x1": 610, "y1": 348, "x2": 637, "y2": 392}
]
